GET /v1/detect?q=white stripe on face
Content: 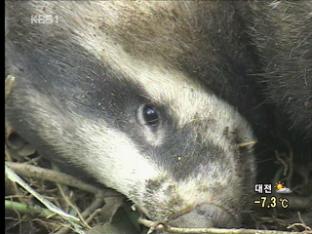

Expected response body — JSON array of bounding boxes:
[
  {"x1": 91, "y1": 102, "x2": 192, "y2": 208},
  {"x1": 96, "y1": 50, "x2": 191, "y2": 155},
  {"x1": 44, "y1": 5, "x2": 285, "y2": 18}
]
[
  {"x1": 20, "y1": 93, "x2": 163, "y2": 198},
  {"x1": 71, "y1": 117, "x2": 162, "y2": 196}
]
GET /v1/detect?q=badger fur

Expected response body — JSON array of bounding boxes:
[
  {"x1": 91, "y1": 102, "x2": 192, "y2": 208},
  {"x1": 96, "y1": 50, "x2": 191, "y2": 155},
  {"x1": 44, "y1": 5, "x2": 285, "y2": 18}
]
[
  {"x1": 238, "y1": 1, "x2": 312, "y2": 138},
  {"x1": 5, "y1": 0, "x2": 311, "y2": 230}
]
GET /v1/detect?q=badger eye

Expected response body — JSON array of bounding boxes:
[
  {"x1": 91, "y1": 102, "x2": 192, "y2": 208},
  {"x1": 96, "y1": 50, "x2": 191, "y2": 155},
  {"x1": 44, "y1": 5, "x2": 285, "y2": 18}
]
[{"x1": 142, "y1": 104, "x2": 159, "y2": 126}]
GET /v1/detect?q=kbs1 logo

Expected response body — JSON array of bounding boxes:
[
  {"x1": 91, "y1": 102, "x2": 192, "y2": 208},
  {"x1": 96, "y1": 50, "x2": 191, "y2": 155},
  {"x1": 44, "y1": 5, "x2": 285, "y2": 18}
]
[{"x1": 31, "y1": 14, "x2": 59, "y2": 25}]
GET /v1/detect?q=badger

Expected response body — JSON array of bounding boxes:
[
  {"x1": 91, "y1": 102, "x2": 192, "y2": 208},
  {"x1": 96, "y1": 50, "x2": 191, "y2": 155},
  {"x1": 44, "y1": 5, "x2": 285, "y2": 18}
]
[{"x1": 5, "y1": 0, "x2": 311, "y2": 231}]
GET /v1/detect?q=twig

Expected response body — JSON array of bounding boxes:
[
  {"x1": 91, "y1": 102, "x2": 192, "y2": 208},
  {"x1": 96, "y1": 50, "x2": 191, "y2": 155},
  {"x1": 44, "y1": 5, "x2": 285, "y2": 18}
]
[
  {"x1": 5, "y1": 200, "x2": 56, "y2": 219},
  {"x1": 51, "y1": 163, "x2": 91, "y2": 230},
  {"x1": 56, "y1": 183, "x2": 91, "y2": 229},
  {"x1": 274, "y1": 151, "x2": 288, "y2": 177},
  {"x1": 287, "y1": 223, "x2": 312, "y2": 231},
  {"x1": 85, "y1": 208, "x2": 102, "y2": 224},
  {"x1": 6, "y1": 165, "x2": 80, "y2": 222},
  {"x1": 83, "y1": 197, "x2": 105, "y2": 222},
  {"x1": 55, "y1": 197, "x2": 104, "y2": 234},
  {"x1": 5, "y1": 162, "x2": 119, "y2": 197},
  {"x1": 138, "y1": 217, "x2": 303, "y2": 234},
  {"x1": 286, "y1": 212, "x2": 312, "y2": 233}
]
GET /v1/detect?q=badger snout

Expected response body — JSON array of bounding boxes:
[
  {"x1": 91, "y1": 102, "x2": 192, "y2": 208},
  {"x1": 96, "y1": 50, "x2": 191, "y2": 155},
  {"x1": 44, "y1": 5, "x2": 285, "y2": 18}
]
[{"x1": 168, "y1": 203, "x2": 239, "y2": 229}]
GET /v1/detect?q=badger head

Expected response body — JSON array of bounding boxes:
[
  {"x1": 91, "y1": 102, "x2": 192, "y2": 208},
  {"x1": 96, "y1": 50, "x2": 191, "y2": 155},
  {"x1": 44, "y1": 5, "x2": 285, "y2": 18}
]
[{"x1": 6, "y1": 1, "x2": 256, "y2": 229}]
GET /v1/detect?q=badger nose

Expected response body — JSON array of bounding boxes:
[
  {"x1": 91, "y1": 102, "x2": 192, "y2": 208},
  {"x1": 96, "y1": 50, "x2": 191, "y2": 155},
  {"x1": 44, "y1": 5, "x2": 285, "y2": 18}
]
[{"x1": 168, "y1": 203, "x2": 239, "y2": 229}]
